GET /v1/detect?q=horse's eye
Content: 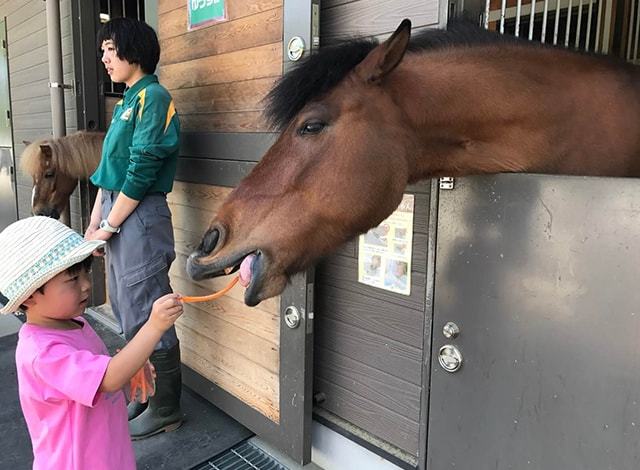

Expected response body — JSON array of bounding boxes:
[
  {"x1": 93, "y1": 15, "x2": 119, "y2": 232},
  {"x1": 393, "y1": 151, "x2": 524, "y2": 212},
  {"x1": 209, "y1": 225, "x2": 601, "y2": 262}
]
[
  {"x1": 299, "y1": 121, "x2": 325, "y2": 135},
  {"x1": 44, "y1": 171, "x2": 55, "y2": 178}
]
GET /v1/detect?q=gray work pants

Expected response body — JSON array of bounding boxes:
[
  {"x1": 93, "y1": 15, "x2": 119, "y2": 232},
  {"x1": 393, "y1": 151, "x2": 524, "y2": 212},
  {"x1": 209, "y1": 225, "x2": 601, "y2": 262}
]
[{"x1": 101, "y1": 190, "x2": 178, "y2": 350}]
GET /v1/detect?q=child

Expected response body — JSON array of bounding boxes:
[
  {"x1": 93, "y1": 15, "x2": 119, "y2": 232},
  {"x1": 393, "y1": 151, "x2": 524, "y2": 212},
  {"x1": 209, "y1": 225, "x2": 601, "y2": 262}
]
[{"x1": 0, "y1": 216, "x2": 183, "y2": 470}]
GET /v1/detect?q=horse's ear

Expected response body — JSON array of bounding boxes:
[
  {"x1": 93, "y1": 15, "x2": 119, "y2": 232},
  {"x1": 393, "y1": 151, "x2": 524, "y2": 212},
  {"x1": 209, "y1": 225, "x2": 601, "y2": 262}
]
[
  {"x1": 22, "y1": 140, "x2": 31, "y2": 146},
  {"x1": 355, "y1": 19, "x2": 412, "y2": 85},
  {"x1": 39, "y1": 144, "x2": 52, "y2": 158}
]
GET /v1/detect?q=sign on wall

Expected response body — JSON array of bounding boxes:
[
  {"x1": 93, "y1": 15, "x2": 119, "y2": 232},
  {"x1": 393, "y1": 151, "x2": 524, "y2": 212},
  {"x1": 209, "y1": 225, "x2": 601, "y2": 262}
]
[
  {"x1": 188, "y1": 0, "x2": 227, "y2": 30},
  {"x1": 357, "y1": 194, "x2": 414, "y2": 295}
]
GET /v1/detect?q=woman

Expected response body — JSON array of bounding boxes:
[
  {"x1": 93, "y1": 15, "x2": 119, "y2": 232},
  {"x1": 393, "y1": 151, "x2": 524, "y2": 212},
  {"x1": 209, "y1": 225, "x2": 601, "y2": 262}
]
[{"x1": 86, "y1": 17, "x2": 182, "y2": 440}]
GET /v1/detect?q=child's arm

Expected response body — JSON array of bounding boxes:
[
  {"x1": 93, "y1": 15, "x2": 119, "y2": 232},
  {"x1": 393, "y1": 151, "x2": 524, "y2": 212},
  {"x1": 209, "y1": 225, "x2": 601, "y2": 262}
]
[{"x1": 99, "y1": 293, "x2": 183, "y2": 393}]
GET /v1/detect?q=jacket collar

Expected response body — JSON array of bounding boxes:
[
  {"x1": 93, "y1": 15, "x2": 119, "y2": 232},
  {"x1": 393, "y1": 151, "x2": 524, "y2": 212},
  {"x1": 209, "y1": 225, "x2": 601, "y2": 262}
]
[{"x1": 123, "y1": 74, "x2": 157, "y2": 103}]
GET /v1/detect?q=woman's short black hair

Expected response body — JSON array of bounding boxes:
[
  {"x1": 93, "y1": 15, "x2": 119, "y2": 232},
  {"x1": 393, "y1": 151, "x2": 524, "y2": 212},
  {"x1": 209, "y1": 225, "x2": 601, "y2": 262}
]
[{"x1": 97, "y1": 17, "x2": 160, "y2": 74}]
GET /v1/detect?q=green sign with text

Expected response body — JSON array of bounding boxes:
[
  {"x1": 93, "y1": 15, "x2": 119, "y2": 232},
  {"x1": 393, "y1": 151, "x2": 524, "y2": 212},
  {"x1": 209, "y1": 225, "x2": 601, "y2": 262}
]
[{"x1": 188, "y1": 0, "x2": 226, "y2": 30}]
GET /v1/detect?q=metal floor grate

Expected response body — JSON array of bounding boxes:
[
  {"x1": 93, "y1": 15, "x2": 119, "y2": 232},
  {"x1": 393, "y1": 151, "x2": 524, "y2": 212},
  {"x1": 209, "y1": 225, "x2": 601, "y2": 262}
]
[{"x1": 192, "y1": 441, "x2": 289, "y2": 470}]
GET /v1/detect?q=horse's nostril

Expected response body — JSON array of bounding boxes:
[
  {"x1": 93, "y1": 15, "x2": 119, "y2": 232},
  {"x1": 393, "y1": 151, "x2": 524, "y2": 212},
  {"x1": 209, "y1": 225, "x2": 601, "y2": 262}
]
[
  {"x1": 200, "y1": 229, "x2": 219, "y2": 254},
  {"x1": 34, "y1": 208, "x2": 60, "y2": 219}
]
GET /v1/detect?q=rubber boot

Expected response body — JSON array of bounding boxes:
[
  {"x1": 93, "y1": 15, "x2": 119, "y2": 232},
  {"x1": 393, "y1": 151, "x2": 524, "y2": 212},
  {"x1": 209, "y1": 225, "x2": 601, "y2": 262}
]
[
  {"x1": 127, "y1": 400, "x2": 147, "y2": 421},
  {"x1": 129, "y1": 344, "x2": 183, "y2": 440}
]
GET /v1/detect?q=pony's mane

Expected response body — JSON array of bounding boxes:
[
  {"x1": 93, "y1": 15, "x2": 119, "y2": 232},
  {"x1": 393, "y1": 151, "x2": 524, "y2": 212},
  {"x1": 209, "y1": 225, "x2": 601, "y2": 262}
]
[
  {"x1": 20, "y1": 131, "x2": 104, "y2": 179},
  {"x1": 265, "y1": 22, "x2": 523, "y2": 131}
]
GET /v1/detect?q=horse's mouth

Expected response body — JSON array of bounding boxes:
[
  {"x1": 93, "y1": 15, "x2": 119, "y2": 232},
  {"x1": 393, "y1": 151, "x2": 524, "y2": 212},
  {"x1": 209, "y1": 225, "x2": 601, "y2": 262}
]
[{"x1": 186, "y1": 249, "x2": 266, "y2": 307}]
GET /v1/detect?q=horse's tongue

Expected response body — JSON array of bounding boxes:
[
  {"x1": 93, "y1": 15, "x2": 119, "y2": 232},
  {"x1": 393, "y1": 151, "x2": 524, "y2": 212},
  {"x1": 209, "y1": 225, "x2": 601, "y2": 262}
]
[{"x1": 239, "y1": 254, "x2": 256, "y2": 287}]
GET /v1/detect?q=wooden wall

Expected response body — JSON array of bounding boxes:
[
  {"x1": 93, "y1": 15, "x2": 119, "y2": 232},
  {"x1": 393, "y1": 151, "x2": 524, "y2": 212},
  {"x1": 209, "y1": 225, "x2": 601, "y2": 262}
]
[
  {"x1": 321, "y1": 0, "x2": 441, "y2": 44},
  {"x1": 313, "y1": 1, "x2": 442, "y2": 461},
  {"x1": 156, "y1": 0, "x2": 283, "y2": 132},
  {"x1": 2, "y1": 0, "x2": 81, "y2": 230},
  {"x1": 168, "y1": 182, "x2": 281, "y2": 422},
  {"x1": 155, "y1": 1, "x2": 284, "y2": 421}
]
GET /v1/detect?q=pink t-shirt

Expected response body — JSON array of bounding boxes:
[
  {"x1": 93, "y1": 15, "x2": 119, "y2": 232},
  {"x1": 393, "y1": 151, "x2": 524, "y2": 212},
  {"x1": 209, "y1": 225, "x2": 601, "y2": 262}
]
[{"x1": 15, "y1": 317, "x2": 135, "y2": 470}]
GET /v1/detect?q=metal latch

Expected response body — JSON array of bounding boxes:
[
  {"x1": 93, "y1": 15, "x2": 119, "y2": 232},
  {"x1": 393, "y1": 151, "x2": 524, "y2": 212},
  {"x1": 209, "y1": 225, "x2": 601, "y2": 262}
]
[
  {"x1": 48, "y1": 82, "x2": 74, "y2": 90},
  {"x1": 439, "y1": 177, "x2": 455, "y2": 190},
  {"x1": 284, "y1": 305, "x2": 301, "y2": 329},
  {"x1": 438, "y1": 344, "x2": 463, "y2": 373}
]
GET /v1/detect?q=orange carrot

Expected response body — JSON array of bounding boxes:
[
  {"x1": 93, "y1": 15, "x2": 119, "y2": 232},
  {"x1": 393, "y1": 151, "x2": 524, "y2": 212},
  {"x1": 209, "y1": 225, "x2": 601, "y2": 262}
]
[{"x1": 180, "y1": 275, "x2": 240, "y2": 303}]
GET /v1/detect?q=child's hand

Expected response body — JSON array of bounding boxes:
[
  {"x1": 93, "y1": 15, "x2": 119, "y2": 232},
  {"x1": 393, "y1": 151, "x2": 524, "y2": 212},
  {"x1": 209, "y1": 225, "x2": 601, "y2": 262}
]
[{"x1": 147, "y1": 293, "x2": 183, "y2": 333}]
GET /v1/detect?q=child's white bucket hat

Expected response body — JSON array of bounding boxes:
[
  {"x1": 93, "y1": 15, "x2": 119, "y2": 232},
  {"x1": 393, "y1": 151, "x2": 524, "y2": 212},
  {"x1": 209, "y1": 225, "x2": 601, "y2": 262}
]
[{"x1": 0, "y1": 216, "x2": 105, "y2": 314}]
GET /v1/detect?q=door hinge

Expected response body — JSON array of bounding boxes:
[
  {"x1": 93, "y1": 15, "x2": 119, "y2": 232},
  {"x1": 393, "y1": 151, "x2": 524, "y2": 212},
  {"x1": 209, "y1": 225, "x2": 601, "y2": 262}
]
[{"x1": 439, "y1": 177, "x2": 455, "y2": 190}]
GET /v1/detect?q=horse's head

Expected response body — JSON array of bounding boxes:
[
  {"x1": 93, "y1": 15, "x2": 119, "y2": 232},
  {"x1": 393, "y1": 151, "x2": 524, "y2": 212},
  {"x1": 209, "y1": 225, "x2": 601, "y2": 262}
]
[
  {"x1": 20, "y1": 140, "x2": 78, "y2": 219},
  {"x1": 20, "y1": 132, "x2": 103, "y2": 219},
  {"x1": 188, "y1": 20, "x2": 415, "y2": 306}
]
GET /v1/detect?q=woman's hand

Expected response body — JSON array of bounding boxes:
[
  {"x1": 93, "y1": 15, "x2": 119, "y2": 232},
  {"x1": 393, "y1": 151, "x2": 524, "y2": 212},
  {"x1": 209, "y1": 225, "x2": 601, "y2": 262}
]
[
  {"x1": 84, "y1": 222, "x2": 100, "y2": 240},
  {"x1": 85, "y1": 226, "x2": 111, "y2": 256}
]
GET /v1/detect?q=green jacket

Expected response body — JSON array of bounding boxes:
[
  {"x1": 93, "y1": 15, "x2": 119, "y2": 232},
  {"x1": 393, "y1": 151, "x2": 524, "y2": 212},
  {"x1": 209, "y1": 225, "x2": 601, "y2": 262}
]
[{"x1": 90, "y1": 74, "x2": 180, "y2": 200}]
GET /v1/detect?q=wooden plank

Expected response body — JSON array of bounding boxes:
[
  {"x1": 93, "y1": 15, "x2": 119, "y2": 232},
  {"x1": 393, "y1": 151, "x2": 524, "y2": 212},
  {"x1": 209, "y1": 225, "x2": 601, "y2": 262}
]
[
  {"x1": 321, "y1": 0, "x2": 439, "y2": 42},
  {"x1": 179, "y1": 339, "x2": 279, "y2": 422},
  {"x1": 160, "y1": 8, "x2": 282, "y2": 66},
  {"x1": 316, "y1": 283, "x2": 425, "y2": 348},
  {"x1": 5, "y1": 0, "x2": 43, "y2": 29},
  {"x1": 8, "y1": 10, "x2": 71, "y2": 58},
  {"x1": 314, "y1": 345, "x2": 422, "y2": 419},
  {"x1": 10, "y1": 55, "x2": 73, "y2": 91},
  {"x1": 176, "y1": 321, "x2": 278, "y2": 397},
  {"x1": 168, "y1": 180, "x2": 233, "y2": 212},
  {"x1": 315, "y1": 377, "x2": 420, "y2": 455},
  {"x1": 159, "y1": 0, "x2": 282, "y2": 40},
  {"x1": 317, "y1": 256, "x2": 427, "y2": 311},
  {"x1": 7, "y1": 8, "x2": 45, "y2": 44},
  {"x1": 12, "y1": 94, "x2": 50, "y2": 116},
  {"x1": 179, "y1": 111, "x2": 267, "y2": 133},
  {"x1": 171, "y1": 77, "x2": 277, "y2": 114},
  {"x1": 176, "y1": 293, "x2": 279, "y2": 373},
  {"x1": 315, "y1": 316, "x2": 423, "y2": 385},
  {"x1": 10, "y1": 34, "x2": 71, "y2": 72},
  {"x1": 158, "y1": 42, "x2": 282, "y2": 90},
  {"x1": 158, "y1": 0, "x2": 183, "y2": 15},
  {"x1": 13, "y1": 109, "x2": 77, "y2": 131}
]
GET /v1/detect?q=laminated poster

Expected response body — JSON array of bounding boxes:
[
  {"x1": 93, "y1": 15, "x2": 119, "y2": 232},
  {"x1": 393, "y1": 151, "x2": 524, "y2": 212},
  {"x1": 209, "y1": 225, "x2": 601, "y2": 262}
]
[{"x1": 358, "y1": 194, "x2": 414, "y2": 295}]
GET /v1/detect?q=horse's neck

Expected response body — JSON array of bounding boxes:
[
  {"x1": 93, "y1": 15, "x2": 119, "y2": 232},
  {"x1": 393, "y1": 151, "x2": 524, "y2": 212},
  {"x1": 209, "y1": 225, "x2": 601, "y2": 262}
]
[{"x1": 393, "y1": 47, "x2": 640, "y2": 180}]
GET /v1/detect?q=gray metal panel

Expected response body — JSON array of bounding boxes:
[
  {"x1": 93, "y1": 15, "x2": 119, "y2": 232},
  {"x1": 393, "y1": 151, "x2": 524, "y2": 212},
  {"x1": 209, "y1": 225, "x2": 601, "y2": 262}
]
[
  {"x1": 428, "y1": 174, "x2": 640, "y2": 469},
  {"x1": 180, "y1": 132, "x2": 278, "y2": 162},
  {"x1": 0, "y1": 147, "x2": 17, "y2": 230}
]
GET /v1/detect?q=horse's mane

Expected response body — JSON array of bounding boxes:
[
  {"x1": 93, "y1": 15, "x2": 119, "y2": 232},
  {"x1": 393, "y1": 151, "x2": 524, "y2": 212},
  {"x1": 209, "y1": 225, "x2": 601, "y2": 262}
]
[
  {"x1": 20, "y1": 130, "x2": 104, "y2": 179},
  {"x1": 265, "y1": 22, "x2": 523, "y2": 131},
  {"x1": 264, "y1": 21, "x2": 637, "y2": 131}
]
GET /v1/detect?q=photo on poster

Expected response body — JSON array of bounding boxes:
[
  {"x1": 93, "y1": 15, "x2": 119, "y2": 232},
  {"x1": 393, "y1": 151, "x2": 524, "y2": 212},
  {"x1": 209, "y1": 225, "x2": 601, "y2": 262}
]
[{"x1": 357, "y1": 194, "x2": 414, "y2": 295}]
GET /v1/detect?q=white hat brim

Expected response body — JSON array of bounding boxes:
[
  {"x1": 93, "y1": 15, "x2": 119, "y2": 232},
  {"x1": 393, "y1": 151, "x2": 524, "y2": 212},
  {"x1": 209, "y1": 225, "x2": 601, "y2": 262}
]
[{"x1": 0, "y1": 238, "x2": 105, "y2": 314}]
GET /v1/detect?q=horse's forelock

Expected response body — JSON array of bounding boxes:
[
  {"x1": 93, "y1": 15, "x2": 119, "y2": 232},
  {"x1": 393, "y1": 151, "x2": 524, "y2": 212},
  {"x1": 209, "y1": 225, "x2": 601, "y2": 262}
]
[
  {"x1": 264, "y1": 38, "x2": 378, "y2": 131},
  {"x1": 19, "y1": 140, "x2": 47, "y2": 177}
]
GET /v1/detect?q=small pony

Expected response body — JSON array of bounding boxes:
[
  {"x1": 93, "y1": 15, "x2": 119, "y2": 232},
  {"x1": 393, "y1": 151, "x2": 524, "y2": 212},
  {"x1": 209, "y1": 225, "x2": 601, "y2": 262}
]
[
  {"x1": 20, "y1": 131, "x2": 104, "y2": 219},
  {"x1": 187, "y1": 20, "x2": 640, "y2": 306}
]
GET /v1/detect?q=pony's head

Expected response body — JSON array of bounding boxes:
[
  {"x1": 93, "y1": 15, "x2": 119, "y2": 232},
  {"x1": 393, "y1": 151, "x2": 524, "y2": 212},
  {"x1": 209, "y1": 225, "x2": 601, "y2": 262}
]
[
  {"x1": 20, "y1": 131, "x2": 104, "y2": 219},
  {"x1": 187, "y1": 20, "x2": 414, "y2": 306}
]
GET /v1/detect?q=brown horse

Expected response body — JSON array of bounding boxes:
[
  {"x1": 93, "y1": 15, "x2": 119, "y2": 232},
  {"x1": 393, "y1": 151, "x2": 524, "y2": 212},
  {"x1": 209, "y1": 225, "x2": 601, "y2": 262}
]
[
  {"x1": 20, "y1": 131, "x2": 104, "y2": 219},
  {"x1": 187, "y1": 20, "x2": 640, "y2": 306}
]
